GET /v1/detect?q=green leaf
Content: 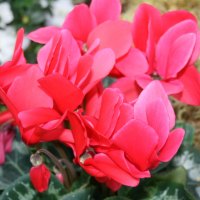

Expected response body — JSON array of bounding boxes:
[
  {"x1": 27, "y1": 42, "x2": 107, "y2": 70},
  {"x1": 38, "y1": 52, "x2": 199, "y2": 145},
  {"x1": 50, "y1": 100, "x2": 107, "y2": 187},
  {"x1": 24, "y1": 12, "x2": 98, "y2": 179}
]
[
  {"x1": 61, "y1": 186, "x2": 95, "y2": 200},
  {"x1": 154, "y1": 167, "x2": 187, "y2": 185},
  {"x1": 103, "y1": 77, "x2": 116, "y2": 88},
  {"x1": 0, "y1": 174, "x2": 67, "y2": 200},
  {"x1": 0, "y1": 134, "x2": 31, "y2": 190},
  {"x1": 175, "y1": 121, "x2": 195, "y2": 147},
  {"x1": 145, "y1": 182, "x2": 195, "y2": 200}
]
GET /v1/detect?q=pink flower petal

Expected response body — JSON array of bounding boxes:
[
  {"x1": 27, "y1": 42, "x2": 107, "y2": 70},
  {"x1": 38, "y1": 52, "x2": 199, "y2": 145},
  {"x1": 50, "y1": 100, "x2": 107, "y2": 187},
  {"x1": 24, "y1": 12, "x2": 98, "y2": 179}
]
[
  {"x1": 189, "y1": 31, "x2": 200, "y2": 65},
  {"x1": 113, "y1": 119, "x2": 158, "y2": 171},
  {"x1": 86, "y1": 153, "x2": 140, "y2": 187},
  {"x1": 175, "y1": 65, "x2": 200, "y2": 105},
  {"x1": 39, "y1": 74, "x2": 84, "y2": 113},
  {"x1": 162, "y1": 10, "x2": 197, "y2": 32},
  {"x1": 18, "y1": 108, "x2": 61, "y2": 128},
  {"x1": 87, "y1": 20, "x2": 132, "y2": 59},
  {"x1": 116, "y1": 48, "x2": 148, "y2": 78},
  {"x1": 62, "y1": 4, "x2": 96, "y2": 42},
  {"x1": 134, "y1": 81, "x2": 175, "y2": 129},
  {"x1": 90, "y1": 0, "x2": 121, "y2": 24},
  {"x1": 27, "y1": 26, "x2": 60, "y2": 44},
  {"x1": 111, "y1": 77, "x2": 142, "y2": 102},
  {"x1": 156, "y1": 20, "x2": 198, "y2": 79},
  {"x1": 68, "y1": 112, "x2": 87, "y2": 157},
  {"x1": 83, "y1": 48, "x2": 115, "y2": 93},
  {"x1": 113, "y1": 103, "x2": 134, "y2": 133},
  {"x1": 166, "y1": 33, "x2": 196, "y2": 78},
  {"x1": 75, "y1": 55, "x2": 93, "y2": 88},
  {"x1": 132, "y1": 3, "x2": 162, "y2": 59},
  {"x1": 107, "y1": 150, "x2": 150, "y2": 179},
  {"x1": 145, "y1": 99, "x2": 170, "y2": 151},
  {"x1": 0, "y1": 64, "x2": 30, "y2": 89},
  {"x1": 96, "y1": 88, "x2": 123, "y2": 138},
  {"x1": 136, "y1": 75, "x2": 183, "y2": 95},
  {"x1": 12, "y1": 28, "x2": 26, "y2": 65},
  {"x1": 37, "y1": 30, "x2": 81, "y2": 77},
  {"x1": 7, "y1": 66, "x2": 53, "y2": 111},
  {"x1": 158, "y1": 128, "x2": 185, "y2": 162}
]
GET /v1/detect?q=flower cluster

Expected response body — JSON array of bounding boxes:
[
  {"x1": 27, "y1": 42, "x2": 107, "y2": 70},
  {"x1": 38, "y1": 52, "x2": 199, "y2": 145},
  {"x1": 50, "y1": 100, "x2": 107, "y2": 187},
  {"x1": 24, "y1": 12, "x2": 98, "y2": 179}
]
[{"x1": 1, "y1": 0, "x2": 200, "y2": 192}]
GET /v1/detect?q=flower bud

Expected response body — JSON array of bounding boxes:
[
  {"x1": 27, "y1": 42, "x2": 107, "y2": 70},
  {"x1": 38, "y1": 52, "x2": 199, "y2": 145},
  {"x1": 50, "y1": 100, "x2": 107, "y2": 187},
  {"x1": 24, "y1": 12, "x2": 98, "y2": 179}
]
[{"x1": 30, "y1": 164, "x2": 51, "y2": 192}]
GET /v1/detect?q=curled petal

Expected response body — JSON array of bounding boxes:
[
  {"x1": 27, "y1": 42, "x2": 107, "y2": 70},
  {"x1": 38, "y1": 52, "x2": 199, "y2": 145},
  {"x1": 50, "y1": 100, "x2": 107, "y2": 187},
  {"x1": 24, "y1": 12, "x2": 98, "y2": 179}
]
[
  {"x1": 158, "y1": 128, "x2": 185, "y2": 162},
  {"x1": 27, "y1": 26, "x2": 60, "y2": 44}
]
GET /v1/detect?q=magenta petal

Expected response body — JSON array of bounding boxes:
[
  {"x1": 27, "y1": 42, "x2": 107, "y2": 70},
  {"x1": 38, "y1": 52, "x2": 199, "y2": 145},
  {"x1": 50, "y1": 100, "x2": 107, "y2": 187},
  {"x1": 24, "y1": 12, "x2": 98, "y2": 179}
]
[
  {"x1": 116, "y1": 48, "x2": 148, "y2": 78},
  {"x1": 83, "y1": 48, "x2": 115, "y2": 93},
  {"x1": 7, "y1": 66, "x2": 53, "y2": 111},
  {"x1": 39, "y1": 74, "x2": 84, "y2": 113},
  {"x1": 90, "y1": 0, "x2": 121, "y2": 24},
  {"x1": 27, "y1": 26, "x2": 60, "y2": 44},
  {"x1": 87, "y1": 153, "x2": 140, "y2": 186},
  {"x1": 18, "y1": 108, "x2": 61, "y2": 128},
  {"x1": 113, "y1": 103, "x2": 134, "y2": 133},
  {"x1": 62, "y1": 4, "x2": 96, "y2": 42},
  {"x1": 12, "y1": 28, "x2": 26, "y2": 65},
  {"x1": 134, "y1": 81, "x2": 175, "y2": 129},
  {"x1": 132, "y1": 3, "x2": 162, "y2": 52},
  {"x1": 145, "y1": 99, "x2": 170, "y2": 151},
  {"x1": 96, "y1": 88, "x2": 123, "y2": 138},
  {"x1": 68, "y1": 112, "x2": 87, "y2": 157},
  {"x1": 162, "y1": 10, "x2": 197, "y2": 32},
  {"x1": 113, "y1": 119, "x2": 158, "y2": 171},
  {"x1": 159, "y1": 80, "x2": 183, "y2": 95},
  {"x1": 175, "y1": 65, "x2": 200, "y2": 105},
  {"x1": 156, "y1": 20, "x2": 198, "y2": 79},
  {"x1": 87, "y1": 20, "x2": 132, "y2": 59},
  {"x1": 189, "y1": 31, "x2": 200, "y2": 64},
  {"x1": 37, "y1": 30, "x2": 81, "y2": 77},
  {"x1": 75, "y1": 55, "x2": 93, "y2": 88},
  {"x1": 159, "y1": 128, "x2": 185, "y2": 162},
  {"x1": 111, "y1": 77, "x2": 141, "y2": 102},
  {"x1": 108, "y1": 150, "x2": 150, "y2": 179},
  {"x1": 0, "y1": 64, "x2": 30, "y2": 89},
  {"x1": 166, "y1": 33, "x2": 196, "y2": 78}
]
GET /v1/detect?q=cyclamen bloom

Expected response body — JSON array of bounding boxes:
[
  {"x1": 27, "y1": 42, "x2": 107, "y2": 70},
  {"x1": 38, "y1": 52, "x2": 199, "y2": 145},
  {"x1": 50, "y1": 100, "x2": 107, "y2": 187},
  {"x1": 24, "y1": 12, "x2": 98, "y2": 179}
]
[
  {"x1": 0, "y1": 0, "x2": 189, "y2": 192},
  {"x1": 114, "y1": 3, "x2": 200, "y2": 105},
  {"x1": 68, "y1": 81, "x2": 184, "y2": 191},
  {"x1": 28, "y1": 0, "x2": 134, "y2": 77}
]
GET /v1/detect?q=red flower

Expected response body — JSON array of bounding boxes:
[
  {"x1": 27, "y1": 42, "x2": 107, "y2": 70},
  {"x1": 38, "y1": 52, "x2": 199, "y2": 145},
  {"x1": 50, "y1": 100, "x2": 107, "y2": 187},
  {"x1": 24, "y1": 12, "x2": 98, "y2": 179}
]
[
  {"x1": 112, "y1": 3, "x2": 200, "y2": 105},
  {"x1": 30, "y1": 164, "x2": 51, "y2": 193},
  {"x1": 28, "y1": 0, "x2": 122, "y2": 44},
  {"x1": 0, "y1": 29, "x2": 82, "y2": 145},
  {"x1": 68, "y1": 81, "x2": 184, "y2": 190},
  {"x1": 28, "y1": 0, "x2": 132, "y2": 68}
]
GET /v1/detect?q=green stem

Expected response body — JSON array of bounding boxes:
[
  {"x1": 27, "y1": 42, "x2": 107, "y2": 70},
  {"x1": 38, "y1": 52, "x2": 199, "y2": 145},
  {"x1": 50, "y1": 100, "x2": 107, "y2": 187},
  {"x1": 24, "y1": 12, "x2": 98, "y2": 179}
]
[{"x1": 37, "y1": 149, "x2": 70, "y2": 189}]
